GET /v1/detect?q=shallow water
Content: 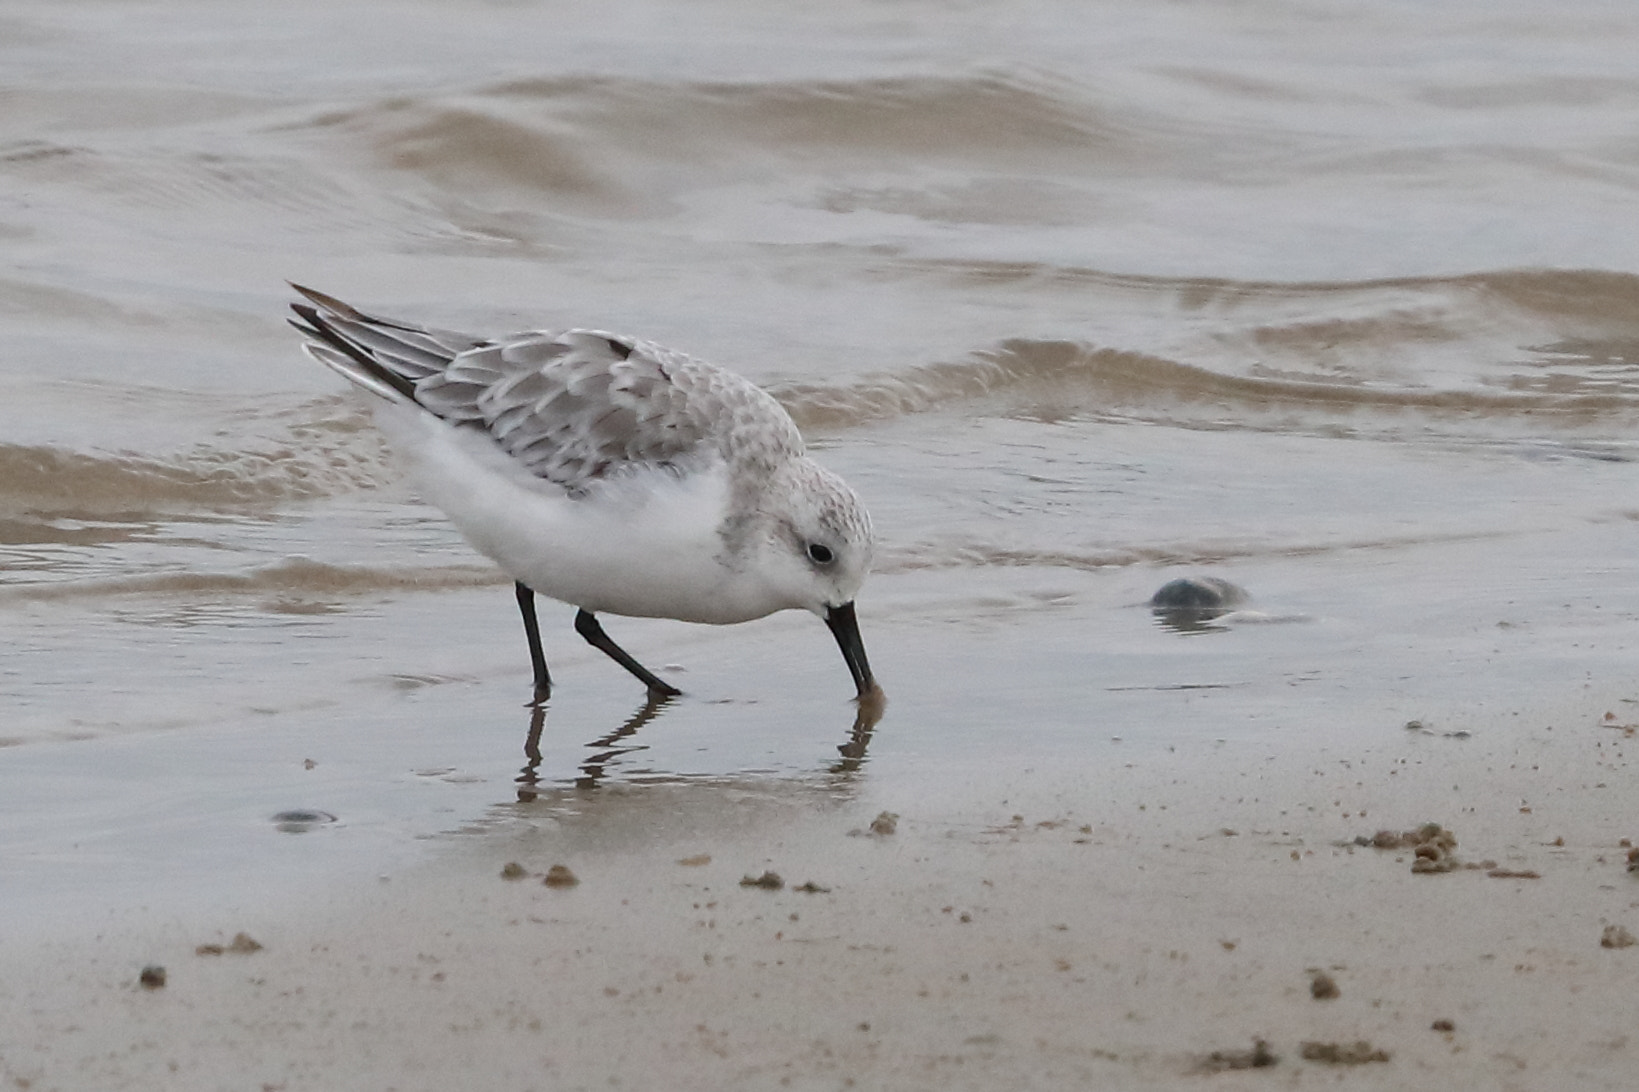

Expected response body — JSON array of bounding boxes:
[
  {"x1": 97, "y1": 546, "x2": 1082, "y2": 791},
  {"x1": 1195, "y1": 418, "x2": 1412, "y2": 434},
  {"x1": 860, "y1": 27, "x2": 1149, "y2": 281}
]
[{"x1": 5, "y1": 0, "x2": 1639, "y2": 927}]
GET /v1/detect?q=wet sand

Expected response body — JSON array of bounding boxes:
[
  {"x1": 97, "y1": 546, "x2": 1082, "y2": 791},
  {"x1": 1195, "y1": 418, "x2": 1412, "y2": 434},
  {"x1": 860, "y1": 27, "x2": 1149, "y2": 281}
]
[{"x1": 6, "y1": 689, "x2": 1637, "y2": 1092}]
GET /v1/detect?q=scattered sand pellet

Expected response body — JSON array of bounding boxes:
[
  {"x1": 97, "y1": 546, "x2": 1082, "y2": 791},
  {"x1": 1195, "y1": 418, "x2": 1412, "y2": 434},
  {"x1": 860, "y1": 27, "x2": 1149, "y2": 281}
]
[
  {"x1": 1309, "y1": 970, "x2": 1340, "y2": 1000},
  {"x1": 195, "y1": 932, "x2": 263, "y2": 957},
  {"x1": 677, "y1": 854, "x2": 711, "y2": 867},
  {"x1": 543, "y1": 865, "x2": 579, "y2": 888},
  {"x1": 1196, "y1": 1039, "x2": 1277, "y2": 1072},
  {"x1": 500, "y1": 862, "x2": 527, "y2": 881},
  {"x1": 139, "y1": 965, "x2": 166, "y2": 989},
  {"x1": 1600, "y1": 925, "x2": 1636, "y2": 949},
  {"x1": 1301, "y1": 1041, "x2": 1390, "y2": 1065},
  {"x1": 740, "y1": 871, "x2": 784, "y2": 890},
  {"x1": 1431, "y1": 1019, "x2": 1456, "y2": 1033},
  {"x1": 848, "y1": 811, "x2": 901, "y2": 837},
  {"x1": 793, "y1": 881, "x2": 831, "y2": 893}
]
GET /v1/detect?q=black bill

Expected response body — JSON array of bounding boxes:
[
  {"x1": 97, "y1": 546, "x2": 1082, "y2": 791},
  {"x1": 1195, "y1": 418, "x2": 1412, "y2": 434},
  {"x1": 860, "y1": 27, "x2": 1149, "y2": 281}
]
[{"x1": 824, "y1": 601, "x2": 878, "y2": 698}]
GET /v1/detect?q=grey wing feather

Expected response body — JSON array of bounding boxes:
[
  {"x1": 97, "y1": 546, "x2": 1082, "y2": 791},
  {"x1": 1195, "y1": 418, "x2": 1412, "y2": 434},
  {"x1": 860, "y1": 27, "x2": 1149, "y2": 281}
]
[
  {"x1": 290, "y1": 284, "x2": 487, "y2": 400},
  {"x1": 422, "y1": 331, "x2": 802, "y2": 486},
  {"x1": 290, "y1": 286, "x2": 803, "y2": 490}
]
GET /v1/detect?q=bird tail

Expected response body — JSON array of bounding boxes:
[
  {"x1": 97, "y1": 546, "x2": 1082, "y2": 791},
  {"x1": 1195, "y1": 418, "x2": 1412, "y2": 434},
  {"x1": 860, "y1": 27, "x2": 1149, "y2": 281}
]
[{"x1": 287, "y1": 284, "x2": 485, "y2": 404}]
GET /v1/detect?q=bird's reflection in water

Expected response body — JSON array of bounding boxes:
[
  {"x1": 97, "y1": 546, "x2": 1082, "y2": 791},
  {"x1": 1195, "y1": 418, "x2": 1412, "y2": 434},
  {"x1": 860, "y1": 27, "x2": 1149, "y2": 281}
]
[
  {"x1": 514, "y1": 687, "x2": 887, "y2": 798},
  {"x1": 831, "y1": 685, "x2": 885, "y2": 775}
]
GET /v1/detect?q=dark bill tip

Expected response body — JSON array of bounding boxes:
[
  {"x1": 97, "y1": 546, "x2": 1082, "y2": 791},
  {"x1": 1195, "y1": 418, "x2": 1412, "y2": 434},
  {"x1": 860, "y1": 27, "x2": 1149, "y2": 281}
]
[{"x1": 824, "y1": 601, "x2": 879, "y2": 699}]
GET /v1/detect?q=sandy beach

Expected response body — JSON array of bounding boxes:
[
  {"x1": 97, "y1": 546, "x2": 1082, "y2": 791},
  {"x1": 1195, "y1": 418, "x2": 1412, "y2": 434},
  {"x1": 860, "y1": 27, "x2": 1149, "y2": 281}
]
[{"x1": 7, "y1": 676, "x2": 1637, "y2": 1091}]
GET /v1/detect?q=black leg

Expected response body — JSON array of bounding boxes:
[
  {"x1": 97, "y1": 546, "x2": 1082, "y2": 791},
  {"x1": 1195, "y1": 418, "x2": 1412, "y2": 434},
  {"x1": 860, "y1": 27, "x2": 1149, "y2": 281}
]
[
  {"x1": 515, "y1": 582, "x2": 551, "y2": 701},
  {"x1": 574, "y1": 609, "x2": 681, "y2": 698}
]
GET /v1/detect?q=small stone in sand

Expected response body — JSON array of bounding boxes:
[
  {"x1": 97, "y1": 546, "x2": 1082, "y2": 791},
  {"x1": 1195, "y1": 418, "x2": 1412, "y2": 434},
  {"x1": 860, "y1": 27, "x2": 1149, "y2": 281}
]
[
  {"x1": 500, "y1": 862, "x2": 527, "y2": 880},
  {"x1": 869, "y1": 811, "x2": 899, "y2": 836},
  {"x1": 1431, "y1": 1019, "x2": 1456, "y2": 1033},
  {"x1": 740, "y1": 870, "x2": 784, "y2": 890},
  {"x1": 1149, "y1": 576, "x2": 1247, "y2": 611},
  {"x1": 138, "y1": 964, "x2": 166, "y2": 989},
  {"x1": 677, "y1": 854, "x2": 711, "y2": 867},
  {"x1": 1600, "y1": 925, "x2": 1636, "y2": 949},
  {"x1": 1309, "y1": 970, "x2": 1340, "y2": 999},
  {"x1": 793, "y1": 881, "x2": 831, "y2": 893},
  {"x1": 1300, "y1": 1040, "x2": 1390, "y2": 1065},
  {"x1": 271, "y1": 809, "x2": 337, "y2": 833},
  {"x1": 543, "y1": 864, "x2": 579, "y2": 888},
  {"x1": 1626, "y1": 846, "x2": 1639, "y2": 873},
  {"x1": 1149, "y1": 576, "x2": 1248, "y2": 632}
]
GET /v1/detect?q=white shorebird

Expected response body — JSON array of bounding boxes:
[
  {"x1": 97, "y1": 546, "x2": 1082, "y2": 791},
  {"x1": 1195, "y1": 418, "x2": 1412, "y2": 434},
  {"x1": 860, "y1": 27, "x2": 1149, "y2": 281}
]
[{"x1": 289, "y1": 285, "x2": 878, "y2": 704}]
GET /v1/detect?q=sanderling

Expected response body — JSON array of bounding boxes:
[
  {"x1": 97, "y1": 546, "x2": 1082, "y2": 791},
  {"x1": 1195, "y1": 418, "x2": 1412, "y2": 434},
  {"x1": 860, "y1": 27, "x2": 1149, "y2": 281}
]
[{"x1": 288, "y1": 285, "x2": 877, "y2": 703}]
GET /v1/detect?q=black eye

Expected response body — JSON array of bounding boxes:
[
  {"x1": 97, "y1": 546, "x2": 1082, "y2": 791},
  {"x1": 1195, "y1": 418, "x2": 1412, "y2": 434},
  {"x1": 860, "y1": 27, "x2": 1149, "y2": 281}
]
[{"x1": 806, "y1": 542, "x2": 835, "y2": 565}]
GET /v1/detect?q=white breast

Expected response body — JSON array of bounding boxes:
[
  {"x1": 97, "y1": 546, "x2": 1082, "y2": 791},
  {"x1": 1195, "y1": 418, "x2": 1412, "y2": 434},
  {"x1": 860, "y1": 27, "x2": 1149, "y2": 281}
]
[{"x1": 376, "y1": 401, "x2": 787, "y2": 625}]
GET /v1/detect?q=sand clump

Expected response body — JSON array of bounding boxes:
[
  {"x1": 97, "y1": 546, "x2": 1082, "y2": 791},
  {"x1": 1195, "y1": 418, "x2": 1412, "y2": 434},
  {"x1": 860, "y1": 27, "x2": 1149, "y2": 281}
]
[
  {"x1": 1196, "y1": 1039, "x2": 1277, "y2": 1073},
  {"x1": 1351, "y1": 822, "x2": 1551, "y2": 878},
  {"x1": 195, "y1": 932, "x2": 263, "y2": 956},
  {"x1": 1301, "y1": 1040, "x2": 1391, "y2": 1065},
  {"x1": 542, "y1": 864, "x2": 579, "y2": 888},
  {"x1": 1600, "y1": 925, "x2": 1636, "y2": 949},
  {"x1": 1361, "y1": 822, "x2": 1462, "y2": 873}
]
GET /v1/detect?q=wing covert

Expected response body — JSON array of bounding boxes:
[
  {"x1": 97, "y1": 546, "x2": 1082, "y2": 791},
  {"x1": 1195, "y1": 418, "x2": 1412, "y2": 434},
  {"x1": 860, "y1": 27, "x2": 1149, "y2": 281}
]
[{"x1": 420, "y1": 331, "x2": 801, "y2": 489}]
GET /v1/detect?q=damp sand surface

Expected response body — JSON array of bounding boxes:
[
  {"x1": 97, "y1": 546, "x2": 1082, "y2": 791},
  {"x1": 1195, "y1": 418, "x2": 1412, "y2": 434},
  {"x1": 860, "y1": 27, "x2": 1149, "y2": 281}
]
[{"x1": 5, "y1": 665, "x2": 1639, "y2": 1091}]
